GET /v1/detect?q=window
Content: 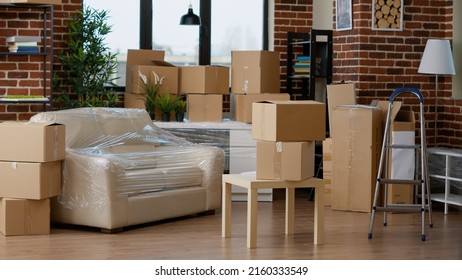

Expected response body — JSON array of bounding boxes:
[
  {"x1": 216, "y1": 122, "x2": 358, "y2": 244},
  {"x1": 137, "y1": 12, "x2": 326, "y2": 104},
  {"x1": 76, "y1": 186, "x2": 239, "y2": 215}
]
[
  {"x1": 211, "y1": 0, "x2": 264, "y2": 66},
  {"x1": 85, "y1": 0, "x2": 267, "y2": 86}
]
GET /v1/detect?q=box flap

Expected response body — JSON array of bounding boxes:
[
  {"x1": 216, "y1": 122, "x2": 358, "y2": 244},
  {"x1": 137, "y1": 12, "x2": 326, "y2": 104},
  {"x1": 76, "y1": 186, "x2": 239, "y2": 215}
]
[
  {"x1": 126, "y1": 49, "x2": 165, "y2": 66},
  {"x1": 373, "y1": 100, "x2": 402, "y2": 122},
  {"x1": 151, "y1": 60, "x2": 176, "y2": 67}
]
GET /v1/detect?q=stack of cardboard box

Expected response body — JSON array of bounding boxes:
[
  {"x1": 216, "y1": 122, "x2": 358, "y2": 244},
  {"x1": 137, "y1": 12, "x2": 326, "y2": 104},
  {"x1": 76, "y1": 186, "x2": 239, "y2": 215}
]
[
  {"x1": 179, "y1": 65, "x2": 230, "y2": 122},
  {"x1": 326, "y1": 83, "x2": 416, "y2": 213},
  {"x1": 124, "y1": 50, "x2": 179, "y2": 121},
  {"x1": 252, "y1": 100, "x2": 326, "y2": 181},
  {"x1": 0, "y1": 121, "x2": 65, "y2": 236},
  {"x1": 231, "y1": 51, "x2": 290, "y2": 123}
]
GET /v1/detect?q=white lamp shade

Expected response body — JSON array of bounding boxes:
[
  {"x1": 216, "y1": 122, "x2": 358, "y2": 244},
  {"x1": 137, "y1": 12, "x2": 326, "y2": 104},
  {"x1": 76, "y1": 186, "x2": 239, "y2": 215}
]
[{"x1": 418, "y1": 39, "x2": 456, "y2": 75}]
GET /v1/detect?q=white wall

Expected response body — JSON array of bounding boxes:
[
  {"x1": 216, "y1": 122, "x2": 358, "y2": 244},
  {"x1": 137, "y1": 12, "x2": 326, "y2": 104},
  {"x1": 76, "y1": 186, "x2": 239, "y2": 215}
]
[{"x1": 313, "y1": 0, "x2": 333, "y2": 30}]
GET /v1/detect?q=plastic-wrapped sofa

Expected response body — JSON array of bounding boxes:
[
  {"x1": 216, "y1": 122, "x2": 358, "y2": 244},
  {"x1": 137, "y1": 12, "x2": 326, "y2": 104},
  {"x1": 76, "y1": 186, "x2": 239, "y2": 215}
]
[{"x1": 30, "y1": 108, "x2": 224, "y2": 232}]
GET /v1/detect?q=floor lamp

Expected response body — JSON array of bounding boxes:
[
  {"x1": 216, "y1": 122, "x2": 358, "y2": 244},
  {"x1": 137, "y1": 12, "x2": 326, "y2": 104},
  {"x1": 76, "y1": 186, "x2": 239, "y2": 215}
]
[{"x1": 418, "y1": 39, "x2": 456, "y2": 145}]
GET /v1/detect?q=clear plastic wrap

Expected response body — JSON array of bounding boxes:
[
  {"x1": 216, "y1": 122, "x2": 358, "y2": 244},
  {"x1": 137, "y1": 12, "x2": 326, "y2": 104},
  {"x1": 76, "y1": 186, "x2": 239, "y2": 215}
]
[{"x1": 30, "y1": 108, "x2": 225, "y2": 229}]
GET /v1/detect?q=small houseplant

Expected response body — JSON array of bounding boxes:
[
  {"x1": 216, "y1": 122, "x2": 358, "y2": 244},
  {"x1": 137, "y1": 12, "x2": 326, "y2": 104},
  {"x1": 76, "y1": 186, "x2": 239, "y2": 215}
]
[
  {"x1": 175, "y1": 98, "x2": 187, "y2": 122},
  {"x1": 138, "y1": 70, "x2": 164, "y2": 119},
  {"x1": 155, "y1": 92, "x2": 179, "y2": 122}
]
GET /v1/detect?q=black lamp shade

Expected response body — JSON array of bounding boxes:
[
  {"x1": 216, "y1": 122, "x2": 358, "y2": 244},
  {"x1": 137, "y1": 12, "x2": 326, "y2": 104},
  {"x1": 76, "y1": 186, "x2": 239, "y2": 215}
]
[{"x1": 180, "y1": 6, "x2": 201, "y2": 25}]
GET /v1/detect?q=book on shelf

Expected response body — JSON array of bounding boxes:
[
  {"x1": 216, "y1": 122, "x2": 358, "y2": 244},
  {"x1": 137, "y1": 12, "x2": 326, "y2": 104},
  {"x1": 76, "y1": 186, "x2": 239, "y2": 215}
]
[
  {"x1": 9, "y1": 45, "x2": 40, "y2": 53},
  {"x1": 6, "y1": 36, "x2": 42, "y2": 44}
]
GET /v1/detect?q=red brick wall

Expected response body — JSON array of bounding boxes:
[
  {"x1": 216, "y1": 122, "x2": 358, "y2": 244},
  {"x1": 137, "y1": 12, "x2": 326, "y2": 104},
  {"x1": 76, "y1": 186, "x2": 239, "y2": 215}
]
[
  {"x1": 333, "y1": 0, "x2": 460, "y2": 148},
  {"x1": 273, "y1": 0, "x2": 313, "y2": 99},
  {"x1": 0, "y1": 0, "x2": 80, "y2": 121}
]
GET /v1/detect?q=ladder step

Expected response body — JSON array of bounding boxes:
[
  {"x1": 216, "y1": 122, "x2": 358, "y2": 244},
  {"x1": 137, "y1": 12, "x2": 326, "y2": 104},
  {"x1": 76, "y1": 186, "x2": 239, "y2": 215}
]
[
  {"x1": 375, "y1": 204, "x2": 428, "y2": 213},
  {"x1": 386, "y1": 144, "x2": 421, "y2": 149},
  {"x1": 378, "y1": 178, "x2": 424, "y2": 185}
]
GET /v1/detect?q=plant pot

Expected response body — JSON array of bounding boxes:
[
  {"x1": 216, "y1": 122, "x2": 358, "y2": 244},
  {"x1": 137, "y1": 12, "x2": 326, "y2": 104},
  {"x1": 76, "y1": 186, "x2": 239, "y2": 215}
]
[
  {"x1": 162, "y1": 112, "x2": 171, "y2": 122},
  {"x1": 149, "y1": 112, "x2": 155, "y2": 120},
  {"x1": 175, "y1": 113, "x2": 184, "y2": 122}
]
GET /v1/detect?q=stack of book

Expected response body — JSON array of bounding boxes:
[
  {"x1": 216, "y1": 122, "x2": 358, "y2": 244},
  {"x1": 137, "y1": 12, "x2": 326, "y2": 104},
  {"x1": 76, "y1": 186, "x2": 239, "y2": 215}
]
[
  {"x1": 6, "y1": 36, "x2": 41, "y2": 53},
  {"x1": 292, "y1": 56, "x2": 311, "y2": 77}
]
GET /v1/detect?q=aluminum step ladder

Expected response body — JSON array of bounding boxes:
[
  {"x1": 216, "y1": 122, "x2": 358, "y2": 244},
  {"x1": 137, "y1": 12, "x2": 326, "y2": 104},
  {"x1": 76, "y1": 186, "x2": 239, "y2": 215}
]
[{"x1": 368, "y1": 88, "x2": 433, "y2": 241}]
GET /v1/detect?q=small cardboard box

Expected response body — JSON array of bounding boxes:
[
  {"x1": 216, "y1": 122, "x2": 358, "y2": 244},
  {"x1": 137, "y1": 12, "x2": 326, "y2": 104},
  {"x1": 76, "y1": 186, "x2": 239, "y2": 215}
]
[
  {"x1": 331, "y1": 105, "x2": 383, "y2": 212},
  {"x1": 256, "y1": 141, "x2": 314, "y2": 181},
  {"x1": 0, "y1": 198, "x2": 50, "y2": 236},
  {"x1": 126, "y1": 61, "x2": 179, "y2": 94},
  {"x1": 252, "y1": 100, "x2": 326, "y2": 141},
  {"x1": 187, "y1": 94, "x2": 223, "y2": 122},
  {"x1": 0, "y1": 161, "x2": 62, "y2": 199},
  {"x1": 232, "y1": 93, "x2": 290, "y2": 123},
  {"x1": 231, "y1": 51, "x2": 280, "y2": 94},
  {"x1": 180, "y1": 66, "x2": 230, "y2": 94},
  {"x1": 0, "y1": 0, "x2": 61, "y2": 3},
  {"x1": 326, "y1": 83, "x2": 356, "y2": 137},
  {"x1": 0, "y1": 121, "x2": 65, "y2": 162}
]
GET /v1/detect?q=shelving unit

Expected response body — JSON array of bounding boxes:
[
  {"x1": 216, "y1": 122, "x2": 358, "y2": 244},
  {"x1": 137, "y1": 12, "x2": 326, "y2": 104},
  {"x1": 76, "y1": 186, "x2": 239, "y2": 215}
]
[
  {"x1": 0, "y1": 3, "x2": 54, "y2": 109},
  {"x1": 286, "y1": 29, "x2": 332, "y2": 100},
  {"x1": 427, "y1": 147, "x2": 462, "y2": 214}
]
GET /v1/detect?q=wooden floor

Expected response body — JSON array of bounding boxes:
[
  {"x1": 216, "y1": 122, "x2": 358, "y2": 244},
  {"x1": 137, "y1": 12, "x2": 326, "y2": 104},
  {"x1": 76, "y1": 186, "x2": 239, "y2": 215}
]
[{"x1": 1, "y1": 190, "x2": 461, "y2": 260}]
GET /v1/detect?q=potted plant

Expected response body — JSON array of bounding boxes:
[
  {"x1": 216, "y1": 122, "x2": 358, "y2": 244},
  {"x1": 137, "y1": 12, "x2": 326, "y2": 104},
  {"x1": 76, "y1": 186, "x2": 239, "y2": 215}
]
[
  {"x1": 155, "y1": 92, "x2": 179, "y2": 122},
  {"x1": 175, "y1": 98, "x2": 187, "y2": 122},
  {"x1": 138, "y1": 71, "x2": 163, "y2": 120},
  {"x1": 54, "y1": 5, "x2": 119, "y2": 108}
]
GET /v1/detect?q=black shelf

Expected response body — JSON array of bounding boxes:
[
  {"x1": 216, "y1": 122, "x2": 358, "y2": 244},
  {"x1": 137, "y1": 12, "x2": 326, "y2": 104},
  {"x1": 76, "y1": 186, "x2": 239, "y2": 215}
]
[
  {"x1": 0, "y1": 3, "x2": 54, "y2": 108},
  {"x1": 286, "y1": 30, "x2": 333, "y2": 100}
]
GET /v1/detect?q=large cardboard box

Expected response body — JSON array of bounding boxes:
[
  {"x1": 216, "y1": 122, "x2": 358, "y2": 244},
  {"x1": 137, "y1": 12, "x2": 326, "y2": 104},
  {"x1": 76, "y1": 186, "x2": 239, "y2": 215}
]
[
  {"x1": 180, "y1": 66, "x2": 230, "y2": 94},
  {"x1": 0, "y1": 121, "x2": 65, "y2": 162},
  {"x1": 256, "y1": 141, "x2": 314, "y2": 181},
  {"x1": 326, "y1": 83, "x2": 356, "y2": 137},
  {"x1": 0, "y1": 198, "x2": 50, "y2": 236},
  {"x1": 232, "y1": 93, "x2": 290, "y2": 123},
  {"x1": 0, "y1": 161, "x2": 62, "y2": 199},
  {"x1": 187, "y1": 94, "x2": 223, "y2": 122},
  {"x1": 126, "y1": 61, "x2": 179, "y2": 94},
  {"x1": 376, "y1": 101, "x2": 416, "y2": 205},
  {"x1": 331, "y1": 105, "x2": 383, "y2": 212},
  {"x1": 0, "y1": 0, "x2": 61, "y2": 3},
  {"x1": 252, "y1": 100, "x2": 326, "y2": 141},
  {"x1": 231, "y1": 51, "x2": 280, "y2": 94}
]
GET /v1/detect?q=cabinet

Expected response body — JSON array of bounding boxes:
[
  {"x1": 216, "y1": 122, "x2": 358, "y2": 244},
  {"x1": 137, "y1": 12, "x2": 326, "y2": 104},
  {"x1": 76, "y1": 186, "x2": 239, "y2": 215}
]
[
  {"x1": 427, "y1": 147, "x2": 462, "y2": 214},
  {"x1": 0, "y1": 3, "x2": 54, "y2": 109},
  {"x1": 286, "y1": 29, "x2": 333, "y2": 100}
]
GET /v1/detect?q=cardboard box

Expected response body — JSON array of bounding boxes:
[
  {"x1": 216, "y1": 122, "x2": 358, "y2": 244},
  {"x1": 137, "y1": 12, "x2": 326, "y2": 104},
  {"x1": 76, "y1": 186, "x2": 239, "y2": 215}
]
[
  {"x1": 232, "y1": 93, "x2": 290, "y2": 123},
  {"x1": 180, "y1": 66, "x2": 230, "y2": 94},
  {"x1": 252, "y1": 100, "x2": 326, "y2": 141},
  {"x1": 376, "y1": 101, "x2": 416, "y2": 205},
  {"x1": 322, "y1": 137, "x2": 333, "y2": 206},
  {"x1": 331, "y1": 105, "x2": 383, "y2": 212},
  {"x1": 0, "y1": 161, "x2": 62, "y2": 199},
  {"x1": 0, "y1": 198, "x2": 50, "y2": 236},
  {"x1": 126, "y1": 61, "x2": 179, "y2": 94},
  {"x1": 187, "y1": 94, "x2": 223, "y2": 122},
  {"x1": 0, "y1": 0, "x2": 61, "y2": 4},
  {"x1": 126, "y1": 49, "x2": 165, "y2": 66},
  {"x1": 0, "y1": 121, "x2": 65, "y2": 162},
  {"x1": 256, "y1": 141, "x2": 314, "y2": 181},
  {"x1": 231, "y1": 51, "x2": 280, "y2": 94},
  {"x1": 326, "y1": 83, "x2": 356, "y2": 137}
]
